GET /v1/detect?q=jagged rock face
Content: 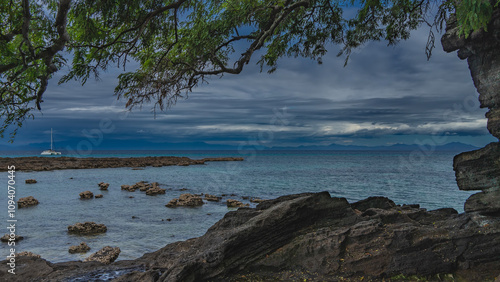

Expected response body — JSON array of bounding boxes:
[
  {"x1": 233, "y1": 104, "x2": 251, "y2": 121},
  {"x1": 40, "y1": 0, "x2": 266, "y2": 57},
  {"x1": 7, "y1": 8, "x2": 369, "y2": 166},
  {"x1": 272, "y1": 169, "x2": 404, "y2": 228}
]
[
  {"x1": 442, "y1": 9, "x2": 500, "y2": 213},
  {"x1": 2, "y1": 193, "x2": 500, "y2": 281}
]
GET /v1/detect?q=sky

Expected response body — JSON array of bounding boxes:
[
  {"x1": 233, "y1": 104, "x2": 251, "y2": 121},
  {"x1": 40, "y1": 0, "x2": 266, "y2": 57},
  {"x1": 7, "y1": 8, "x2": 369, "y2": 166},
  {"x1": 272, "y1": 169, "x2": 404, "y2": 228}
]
[{"x1": 1, "y1": 27, "x2": 497, "y2": 151}]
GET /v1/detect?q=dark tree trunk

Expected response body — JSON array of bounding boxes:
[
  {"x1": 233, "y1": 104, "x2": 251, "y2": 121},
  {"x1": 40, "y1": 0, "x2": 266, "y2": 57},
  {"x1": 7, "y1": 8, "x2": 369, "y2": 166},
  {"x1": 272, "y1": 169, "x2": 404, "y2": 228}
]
[{"x1": 441, "y1": 9, "x2": 500, "y2": 214}]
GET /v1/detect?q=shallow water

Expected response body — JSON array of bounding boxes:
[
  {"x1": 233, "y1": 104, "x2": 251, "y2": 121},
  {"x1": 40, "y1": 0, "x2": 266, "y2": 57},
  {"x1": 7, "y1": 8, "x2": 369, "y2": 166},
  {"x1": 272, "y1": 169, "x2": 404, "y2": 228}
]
[{"x1": 0, "y1": 150, "x2": 473, "y2": 263}]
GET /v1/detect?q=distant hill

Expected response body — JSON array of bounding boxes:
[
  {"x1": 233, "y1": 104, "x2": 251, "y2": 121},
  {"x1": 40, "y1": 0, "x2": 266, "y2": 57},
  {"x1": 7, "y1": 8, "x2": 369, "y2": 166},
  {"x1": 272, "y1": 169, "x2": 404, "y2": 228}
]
[
  {"x1": 268, "y1": 142, "x2": 480, "y2": 151},
  {"x1": 0, "y1": 140, "x2": 480, "y2": 152}
]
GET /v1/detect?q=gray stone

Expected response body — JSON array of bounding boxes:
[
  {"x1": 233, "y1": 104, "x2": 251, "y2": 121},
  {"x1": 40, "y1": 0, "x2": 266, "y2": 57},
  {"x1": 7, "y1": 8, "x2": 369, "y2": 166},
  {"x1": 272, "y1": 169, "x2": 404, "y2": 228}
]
[{"x1": 465, "y1": 189, "x2": 500, "y2": 214}]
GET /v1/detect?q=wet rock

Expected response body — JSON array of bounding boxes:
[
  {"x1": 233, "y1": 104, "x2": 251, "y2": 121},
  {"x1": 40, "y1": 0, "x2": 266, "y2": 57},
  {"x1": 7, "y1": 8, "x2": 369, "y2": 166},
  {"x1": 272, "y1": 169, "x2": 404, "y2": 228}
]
[
  {"x1": 25, "y1": 179, "x2": 37, "y2": 184},
  {"x1": 464, "y1": 190, "x2": 500, "y2": 214},
  {"x1": 146, "y1": 186, "x2": 166, "y2": 196},
  {"x1": 79, "y1": 191, "x2": 94, "y2": 199},
  {"x1": 98, "y1": 182, "x2": 109, "y2": 190},
  {"x1": 3, "y1": 192, "x2": 500, "y2": 281},
  {"x1": 179, "y1": 188, "x2": 188, "y2": 191},
  {"x1": 17, "y1": 251, "x2": 41, "y2": 258},
  {"x1": 351, "y1": 196, "x2": 396, "y2": 212},
  {"x1": 69, "y1": 242, "x2": 91, "y2": 254},
  {"x1": 166, "y1": 193, "x2": 204, "y2": 208},
  {"x1": 121, "y1": 185, "x2": 137, "y2": 192},
  {"x1": 1, "y1": 233, "x2": 23, "y2": 242},
  {"x1": 18, "y1": 196, "x2": 39, "y2": 208},
  {"x1": 67, "y1": 222, "x2": 107, "y2": 235},
  {"x1": 204, "y1": 194, "x2": 221, "y2": 202},
  {"x1": 227, "y1": 199, "x2": 249, "y2": 208},
  {"x1": 83, "y1": 246, "x2": 120, "y2": 264},
  {"x1": 95, "y1": 194, "x2": 103, "y2": 198},
  {"x1": 250, "y1": 198, "x2": 265, "y2": 203}
]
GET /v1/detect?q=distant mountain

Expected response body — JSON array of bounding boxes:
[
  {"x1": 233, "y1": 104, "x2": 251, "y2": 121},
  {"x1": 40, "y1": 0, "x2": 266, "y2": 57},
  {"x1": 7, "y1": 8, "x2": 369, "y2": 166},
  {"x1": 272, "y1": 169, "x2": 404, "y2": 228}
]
[
  {"x1": 0, "y1": 139, "x2": 479, "y2": 152},
  {"x1": 268, "y1": 142, "x2": 480, "y2": 151}
]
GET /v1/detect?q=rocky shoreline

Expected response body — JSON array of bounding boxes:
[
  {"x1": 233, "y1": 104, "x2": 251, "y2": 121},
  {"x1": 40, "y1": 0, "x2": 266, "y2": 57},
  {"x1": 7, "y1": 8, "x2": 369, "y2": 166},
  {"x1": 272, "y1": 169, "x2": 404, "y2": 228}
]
[
  {"x1": 2, "y1": 192, "x2": 500, "y2": 281},
  {"x1": 0, "y1": 156, "x2": 244, "y2": 171}
]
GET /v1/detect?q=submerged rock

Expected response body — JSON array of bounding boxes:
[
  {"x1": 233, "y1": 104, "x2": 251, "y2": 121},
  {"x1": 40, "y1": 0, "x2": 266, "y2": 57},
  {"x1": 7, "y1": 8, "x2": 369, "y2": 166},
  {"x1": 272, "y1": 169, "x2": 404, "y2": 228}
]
[
  {"x1": 250, "y1": 198, "x2": 265, "y2": 203},
  {"x1": 18, "y1": 196, "x2": 39, "y2": 208},
  {"x1": 69, "y1": 242, "x2": 91, "y2": 254},
  {"x1": 1, "y1": 234, "x2": 23, "y2": 242},
  {"x1": 166, "y1": 193, "x2": 204, "y2": 207},
  {"x1": 67, "y1": 222, "x2": 107, "y2": 235},
  {"x1": 98, "y1": 182, "x2": 109, "y2": 190},
  {"x1": 121, "y1": 185, "x2": 137, "y2": 192},
  {"x1": 226, "y1": 199, "x2": 249, "y2": 208},
  {"x1": 84, "y1": 246, "x2": 120, "y2": 264},
  {"x1": 204, "y1": 194, "x2": 221, "y2": 202},
  {"x1": 146, "y1": 186, "x2": 166, "y2": 196},
  {"x1": 95, "y1": 194, "x2": 103, "y2": 198},
  {"x1": 79, "y1": 191, "x2": 94, "y2": 199},
  {"x1": 25, "y1": 179, "x2": 37, "y2": 184},
  {"x1": 17, "y1": 252, "x2": 41, "y2": 258}
]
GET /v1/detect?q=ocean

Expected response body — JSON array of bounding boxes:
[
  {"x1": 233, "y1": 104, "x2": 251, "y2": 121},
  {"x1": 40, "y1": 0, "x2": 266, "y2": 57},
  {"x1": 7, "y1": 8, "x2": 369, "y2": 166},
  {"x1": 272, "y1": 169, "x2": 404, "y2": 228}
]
[{"x1": 0, "y1": 150, "x2": 473, "y2": 263}]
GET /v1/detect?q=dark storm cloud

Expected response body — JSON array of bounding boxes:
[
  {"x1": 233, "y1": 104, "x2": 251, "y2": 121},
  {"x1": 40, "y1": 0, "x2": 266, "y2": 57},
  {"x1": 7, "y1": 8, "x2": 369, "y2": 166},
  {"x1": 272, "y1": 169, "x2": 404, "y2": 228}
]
[{"x1": 3, "y1": 27, "x2": 496, "y2": 149}]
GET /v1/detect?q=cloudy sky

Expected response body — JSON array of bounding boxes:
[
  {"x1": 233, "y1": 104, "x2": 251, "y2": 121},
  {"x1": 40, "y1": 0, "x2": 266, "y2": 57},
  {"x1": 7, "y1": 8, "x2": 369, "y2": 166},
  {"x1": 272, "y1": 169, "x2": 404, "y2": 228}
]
[{"x1": 2, "y1": 27, "x2": 497, "y2": 151}]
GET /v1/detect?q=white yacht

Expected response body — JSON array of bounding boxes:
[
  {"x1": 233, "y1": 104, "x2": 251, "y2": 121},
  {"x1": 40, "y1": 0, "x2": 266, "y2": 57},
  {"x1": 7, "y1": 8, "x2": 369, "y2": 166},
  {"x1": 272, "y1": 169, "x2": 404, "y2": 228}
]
[{"x1": 41, "y1": 128, "x2": 61, "y2": 155}]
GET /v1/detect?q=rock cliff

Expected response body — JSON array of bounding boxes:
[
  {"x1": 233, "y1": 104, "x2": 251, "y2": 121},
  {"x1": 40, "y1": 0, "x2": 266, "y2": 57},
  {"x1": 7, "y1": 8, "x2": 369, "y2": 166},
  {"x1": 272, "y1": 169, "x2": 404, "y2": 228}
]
[
  {"x1": 442, "y1": 9, "x2": 500, "y2": 213},
  {"x1": 2, "y1": 192, "x2": 500, "y2": 281}
]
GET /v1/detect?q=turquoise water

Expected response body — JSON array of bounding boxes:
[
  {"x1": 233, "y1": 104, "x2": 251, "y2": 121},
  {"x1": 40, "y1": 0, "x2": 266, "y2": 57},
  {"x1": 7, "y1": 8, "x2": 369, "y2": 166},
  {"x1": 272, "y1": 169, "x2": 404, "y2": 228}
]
[{"x1": 0, "y1": 150, "x2": 473, "y2": 263}]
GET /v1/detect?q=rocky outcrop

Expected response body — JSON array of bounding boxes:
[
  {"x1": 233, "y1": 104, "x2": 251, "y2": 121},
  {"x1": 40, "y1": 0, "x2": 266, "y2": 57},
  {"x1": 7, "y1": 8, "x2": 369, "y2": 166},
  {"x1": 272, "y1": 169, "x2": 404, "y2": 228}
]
[
  {"x1": 98, "y1": 182, "x2": 109, "y2": 190},
  {"x1": 121, "y1": 181, "x2": 166, "y2": 195},
  {"x1": 0, "y1": 156, "x2": 244, "y2": 171},
  {"x1": 25, "y1": 179, "x2": 37, "y2": 184},
  {"x1": 17, "y1": 252, "x2": 41, "y2": 258},
  {"x1": 79, "y1": 191, "x2": 94, "y2": 199},
  {"x1": 442, "y1": 9, "x2": 500, "y2": 213},
  {"x1": 18, "y1": 196, "x2": 39, "y2": 208},
  {"x1": 84, "y1": 246, "x2": 121, "y2": 264},
  {"x1": 67, "y1": 222, "x2": 107, "y2": 235},
  {"x1": 1, "y1": 234, "x2": 23, "y2": 242},
  {"x1": 226, "y1": 199, "x2": 249, "y2": 208},
  {"x1": 121, "y1": 184, "x2": 136, "y2": 192},
  {"x1": 1, "y1": 192, "x2": 500, "y2": 281},
  {"x1": 204, "y1": 194, "x2": 221, "y2": 202},
  {"x1": 69, "y1": 242, "x2": 91, "y2": 254},
  {"x1": 95, "y1": 194, "x2": 103, "y2": 198},
  {"x1": 166, "y1": 193, "x2": 204, "y2": 207},
  {"x1": 146, "y1": 186, "x2": 166, "y2": 196}
]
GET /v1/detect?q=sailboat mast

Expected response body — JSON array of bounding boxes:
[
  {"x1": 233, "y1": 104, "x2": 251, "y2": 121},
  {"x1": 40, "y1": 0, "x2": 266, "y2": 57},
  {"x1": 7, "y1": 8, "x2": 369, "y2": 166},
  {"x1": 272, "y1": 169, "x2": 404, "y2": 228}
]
[{"x1": 51, "y1": 128, "x2": 53, "y2": 151}]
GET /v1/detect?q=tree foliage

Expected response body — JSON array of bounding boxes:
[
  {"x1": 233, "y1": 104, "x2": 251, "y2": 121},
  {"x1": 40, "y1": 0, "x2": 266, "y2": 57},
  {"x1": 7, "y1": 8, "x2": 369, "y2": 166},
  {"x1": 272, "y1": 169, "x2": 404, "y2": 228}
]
[{"x1": 0, "y1": 0, "x2": 497, "y2": 139}]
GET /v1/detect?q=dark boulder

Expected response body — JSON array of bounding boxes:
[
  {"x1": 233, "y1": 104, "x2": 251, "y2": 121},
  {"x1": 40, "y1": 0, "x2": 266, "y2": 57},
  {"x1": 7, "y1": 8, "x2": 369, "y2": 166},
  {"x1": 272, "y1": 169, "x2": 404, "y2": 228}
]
[
  {"x1": 67, "y1": 222, "x2": 107, "y2": 235},
  {"x1": 69, "y1": 242, "x2": 91, "y2": 254},
  {"x1": 79, "y1": 191, "x2": 94, "y2": 199},
  {"x1": 98, "y1": 182, "x2": 109, "y2": 190},
  {"x1": 351, "y1": 196, "x2": 396, "y2": 212},
  {"x1": 18, "y1": 196, "x2": 39, "y2": 208}
]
